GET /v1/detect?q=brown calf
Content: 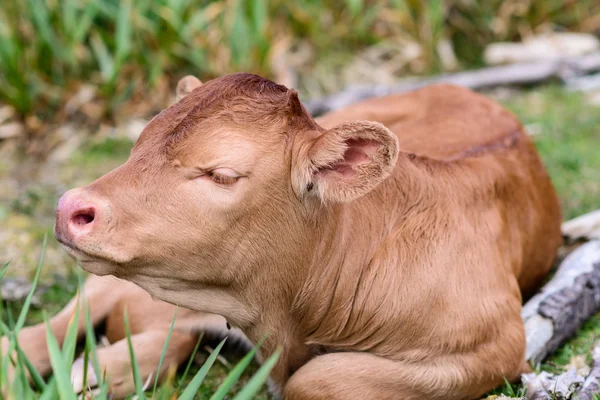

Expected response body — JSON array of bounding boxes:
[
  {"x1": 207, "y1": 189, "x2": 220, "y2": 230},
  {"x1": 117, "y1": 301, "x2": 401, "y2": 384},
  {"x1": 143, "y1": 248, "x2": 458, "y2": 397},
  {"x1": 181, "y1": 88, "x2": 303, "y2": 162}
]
[{"x1": 12, "y1": 73, "x2": 563, "y2": 399}]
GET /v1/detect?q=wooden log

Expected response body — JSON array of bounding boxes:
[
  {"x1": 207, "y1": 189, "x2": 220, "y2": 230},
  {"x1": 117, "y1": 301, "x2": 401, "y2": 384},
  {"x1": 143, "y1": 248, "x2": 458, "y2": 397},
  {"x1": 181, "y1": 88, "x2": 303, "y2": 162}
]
[
  {"x1": 305, "y1": 52, "x2": 600, "y2": 116},
  {"x1": 519, "y1": 240, "x2": 600, "y2": 399},
  {"x1": 522, "y1": 240, "x2": 600, "y2": 366},
  {"x1": 562, "y1": 210, "x2": 600, "y2": 243},
  {"x1": 0, "y1": 277, "x2": 45, "y2": 307}
]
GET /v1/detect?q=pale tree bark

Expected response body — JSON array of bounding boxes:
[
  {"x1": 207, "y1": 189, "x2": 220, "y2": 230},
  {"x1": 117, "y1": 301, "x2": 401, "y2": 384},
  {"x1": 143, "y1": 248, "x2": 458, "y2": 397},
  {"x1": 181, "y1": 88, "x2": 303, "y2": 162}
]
[
  {"x1": 520, "y1": 238, "x2": 600, "y2": 399},
  {"x1": 522, "y1": 240, "x2": 600, "y2": 365}
]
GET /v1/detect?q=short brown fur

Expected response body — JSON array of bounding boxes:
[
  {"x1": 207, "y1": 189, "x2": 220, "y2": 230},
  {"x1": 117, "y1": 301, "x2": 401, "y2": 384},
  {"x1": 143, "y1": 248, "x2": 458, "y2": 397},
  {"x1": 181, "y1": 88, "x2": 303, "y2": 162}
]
[{"x1": 8, "y1": 73, "x2": 562, "y2": 399}]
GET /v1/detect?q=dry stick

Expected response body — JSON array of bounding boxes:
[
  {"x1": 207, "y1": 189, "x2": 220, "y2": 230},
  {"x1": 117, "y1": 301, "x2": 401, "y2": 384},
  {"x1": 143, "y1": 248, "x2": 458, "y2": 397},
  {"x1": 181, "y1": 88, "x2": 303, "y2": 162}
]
[
  {"x1": 522, "y1": 345, "x2": 600, "y2": 400},
  {"x1": 304, "y1": 52, "x2": 600, "y2": 116},
  {"x1": 574, "y1": 344, "x2": 600, "y2": 400},
  {"x1": 522, "y1": 368, "x2": 584, "y2": 400}
]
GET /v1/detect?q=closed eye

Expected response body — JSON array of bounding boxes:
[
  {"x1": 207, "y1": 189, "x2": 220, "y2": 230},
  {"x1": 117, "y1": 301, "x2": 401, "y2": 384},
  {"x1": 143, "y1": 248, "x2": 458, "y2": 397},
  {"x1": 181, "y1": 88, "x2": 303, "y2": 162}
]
[{"x1": 206, "y1": 168, "x2": 242, "y2": 186}]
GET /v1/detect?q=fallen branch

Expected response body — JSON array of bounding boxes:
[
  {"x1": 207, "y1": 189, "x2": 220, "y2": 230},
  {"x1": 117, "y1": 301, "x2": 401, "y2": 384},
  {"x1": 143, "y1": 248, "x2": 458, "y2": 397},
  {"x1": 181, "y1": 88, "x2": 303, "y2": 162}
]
[
  {"x1": 0, "y1": 277, "x2": 46, "y2": 307},
  {"x1": 519, "y1": 240, "x2": 600, "y2": 399},
  {"x1": 563, "y1": 210, "x2": 600, "y2": 243},
  {"x1": 522, "y1": 240, "x2": 600, "y2": 366},
  {"x1": 305, "y1": 52, "x2": 600, "y2": 116}
]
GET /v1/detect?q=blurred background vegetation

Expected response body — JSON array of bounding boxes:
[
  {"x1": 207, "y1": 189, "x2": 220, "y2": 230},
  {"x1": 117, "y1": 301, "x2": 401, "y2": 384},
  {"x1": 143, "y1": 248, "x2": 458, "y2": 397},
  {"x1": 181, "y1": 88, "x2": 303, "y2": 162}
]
[
  {"x1": 2, "y1": 0, "x2": 600, "y2": 136},
  {"x1": 1, "y1": 0, "x2": 600, "y2": 398}
]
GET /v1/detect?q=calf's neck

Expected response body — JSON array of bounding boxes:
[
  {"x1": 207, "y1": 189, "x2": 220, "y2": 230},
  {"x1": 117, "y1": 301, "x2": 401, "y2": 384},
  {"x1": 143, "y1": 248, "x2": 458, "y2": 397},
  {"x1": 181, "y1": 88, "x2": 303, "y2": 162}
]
[{"x1": 55, "y1": 73, "x2": 562, "y2": 399}]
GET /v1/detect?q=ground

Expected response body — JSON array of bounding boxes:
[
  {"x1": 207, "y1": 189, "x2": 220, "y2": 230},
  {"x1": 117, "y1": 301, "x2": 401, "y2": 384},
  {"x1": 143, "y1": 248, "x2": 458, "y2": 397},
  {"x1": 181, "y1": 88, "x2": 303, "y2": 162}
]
[{"x1": 1, "y1": 84, "x2": 599, "y2": 398}]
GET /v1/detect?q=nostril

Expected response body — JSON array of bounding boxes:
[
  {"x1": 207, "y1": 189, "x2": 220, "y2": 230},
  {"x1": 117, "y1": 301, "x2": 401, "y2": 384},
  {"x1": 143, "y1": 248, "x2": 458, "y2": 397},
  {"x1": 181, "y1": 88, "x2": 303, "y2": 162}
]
[{"x1": 71, "y1": 208, "x2": 95, "y2": 227}]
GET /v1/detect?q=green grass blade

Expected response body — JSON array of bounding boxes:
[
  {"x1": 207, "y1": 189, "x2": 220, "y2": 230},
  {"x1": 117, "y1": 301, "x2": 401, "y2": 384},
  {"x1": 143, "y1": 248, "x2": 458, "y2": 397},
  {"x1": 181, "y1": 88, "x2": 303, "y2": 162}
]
[
  {"x1": 90, "y1": 32, "x2": 114, "y2": 82},
  {"x1": 208, "y1": 337, "x2": 266, "y2": 400},
  {"x1": 62, "y1": 0, "x2": 78, "y2": 38},
  {"x1": 11, "y1": 352, "x2": 27, "y2": 400},
  {"x1": 177, "y1": 333, "x2": 203, "y2": 387},
  {"x1": 84, "y1": 302, "x2": 104, "y2": 390},
  {"x1": 114, "y1": 0, "x2": 132, "y2": 66},
  {"x1": 74, "y1": 265, "x2": 90, "y2": 391},
  {"x1": 90, "y1": 0, "x2": 118, "y2": 17},
  {"x1": 182, "y1": 9, "x2": 208, "y2": 41},
  {"x1": 0, "y1": 260, "x2": 10, "y2": 280},
  {"x1": 15, "y1": 340, "x2": 47, "y2": 391},
  {"x1": 0, "y1": 314, "x2": 12, "y2": 336},
  {"x1": 178, "y1": 337, "x2": 227, "y2": 400},
  {"x1": 232, "y1": 348, "x2": 281, "y2": 400},
  {"x1": 167, "y1": 0, "x2": 189, "y2": 18},
  {"x1": 0, "y1": 316, "x2": 12, "y2": 388},
  {"x1": 6, "y1": 302, "x2": 16, "y2": 329},
  {"x1": 2, "y1": 235, "x2": 48, "y2": 384},
  {"x1": 345, "y1": 0, "x2": 364, "y2": 17},
  {"x1": 81, "y1": 343, "x2": 90, "y2": 395},
  {"x1": 123, "y1": 308, "x2": 145, "y2": 399},
  {"x1": 27, "y1": 0, "x2": 65, "y2": 61},
  {"x1": 39, "y1": 378, "x2": 58, "y2": 400},
  {"x1": 15, "y1": 342, "x2": 40, "y2": 398},
  {"x1": 228, "y1": 0, "x2": 251, "y2": 67},
  {"x1": 44, "y1": 311, "x2": 77, "y2": 400},
  {"x1": 251, "y1": 0, "x2": 267, "y2": 34},
  {"x1": 15, "y1": 234, "x2": 46, "y2": 332},
  {"x1": 153, "y1": 308, "x2": 178, "y2": 394},
  {"x1": 73, "y1": 1, "x2": 100, "y2": 44},
  {"x1": 0, "y1": 317, "x2": 11, "y2": 335},
  {"x1": 61, "y1": 291, "x2": 81, "y2": 367},
  {"x1": 96, "y1": 380, "x2": 110, "y2": 400}
]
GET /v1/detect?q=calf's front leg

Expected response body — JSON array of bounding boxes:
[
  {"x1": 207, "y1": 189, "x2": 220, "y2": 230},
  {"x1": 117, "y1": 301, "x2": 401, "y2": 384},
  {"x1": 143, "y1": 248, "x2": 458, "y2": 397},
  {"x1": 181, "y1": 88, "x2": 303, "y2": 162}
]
[
  {"x1": 1, "y1": 275, "x2": 126, "y2": 380},
  {"x1": 71, "y1": 329, "x2": 198, "y2": 398}
]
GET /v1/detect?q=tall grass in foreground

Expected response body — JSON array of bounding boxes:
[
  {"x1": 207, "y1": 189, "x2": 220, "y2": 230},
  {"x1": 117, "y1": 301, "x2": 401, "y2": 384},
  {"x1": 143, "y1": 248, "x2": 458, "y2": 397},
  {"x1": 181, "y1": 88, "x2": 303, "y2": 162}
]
[{"x1": 0, "y1": 235, "x2": 280, "y2": 399}]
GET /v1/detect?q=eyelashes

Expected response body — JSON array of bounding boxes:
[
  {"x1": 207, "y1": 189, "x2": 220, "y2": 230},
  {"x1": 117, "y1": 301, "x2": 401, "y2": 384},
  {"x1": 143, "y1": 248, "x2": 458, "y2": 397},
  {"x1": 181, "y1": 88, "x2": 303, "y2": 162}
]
[
  {"x1": 183, "y1": 166, "x2": 244, "y2": 187},
  {"x1": 202, "y1": 168, "x2": 242, "y2": 186},
  {"x1": 207, "y1": 170, "x2": 239, "y2": 186},
  {"x1": 183, "y1": 165, "x2": 249, "y2": 187}
]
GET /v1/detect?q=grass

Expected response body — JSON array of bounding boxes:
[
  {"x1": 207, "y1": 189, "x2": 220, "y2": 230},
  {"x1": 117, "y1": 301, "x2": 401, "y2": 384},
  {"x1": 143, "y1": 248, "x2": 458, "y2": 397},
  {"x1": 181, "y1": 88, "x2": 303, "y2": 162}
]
[
  {"x1": 1, "y1": 0, "x2": 599, "y2": 127},
  {"x1": 1, "y1": 85, "x2": 599, "y2": 398},
  {"x1": 0, "y1": 238, "x2": 279, "y2": 399},
  {"x1": 2, "y1": 1, "x2": 599, "y2": 397},
  {"x1": 502, "y1": 86, "x2": 600, "y2": 220}
]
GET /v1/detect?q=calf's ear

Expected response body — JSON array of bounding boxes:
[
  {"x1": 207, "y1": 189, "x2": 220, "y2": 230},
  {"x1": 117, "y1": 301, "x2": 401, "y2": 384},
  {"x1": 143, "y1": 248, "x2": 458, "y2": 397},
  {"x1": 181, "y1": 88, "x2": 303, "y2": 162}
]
[
  {"x1": 294, "y1": 121, "x2": 399, "y2": 203},
  {"x1": 175, "y1": 75, "x2": 203, "y2": 101}
]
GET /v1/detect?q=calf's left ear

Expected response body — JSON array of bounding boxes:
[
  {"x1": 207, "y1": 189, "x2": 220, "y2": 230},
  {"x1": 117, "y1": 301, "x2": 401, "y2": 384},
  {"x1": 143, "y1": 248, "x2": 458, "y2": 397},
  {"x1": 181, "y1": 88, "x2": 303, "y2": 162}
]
[
  {"x1": 294, "y1": 121, "x2": 399, "y2": 203},
  {"x1": 175, "y1": 75, "x2": 203, "y2": 101}
]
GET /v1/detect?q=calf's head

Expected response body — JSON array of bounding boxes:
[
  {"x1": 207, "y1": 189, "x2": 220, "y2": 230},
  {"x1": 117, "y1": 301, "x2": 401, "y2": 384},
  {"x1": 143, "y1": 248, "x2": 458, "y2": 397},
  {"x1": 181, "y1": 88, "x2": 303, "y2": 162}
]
[{"x1": 55, "y1": 73, "x2": 398, "y2": 313}]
